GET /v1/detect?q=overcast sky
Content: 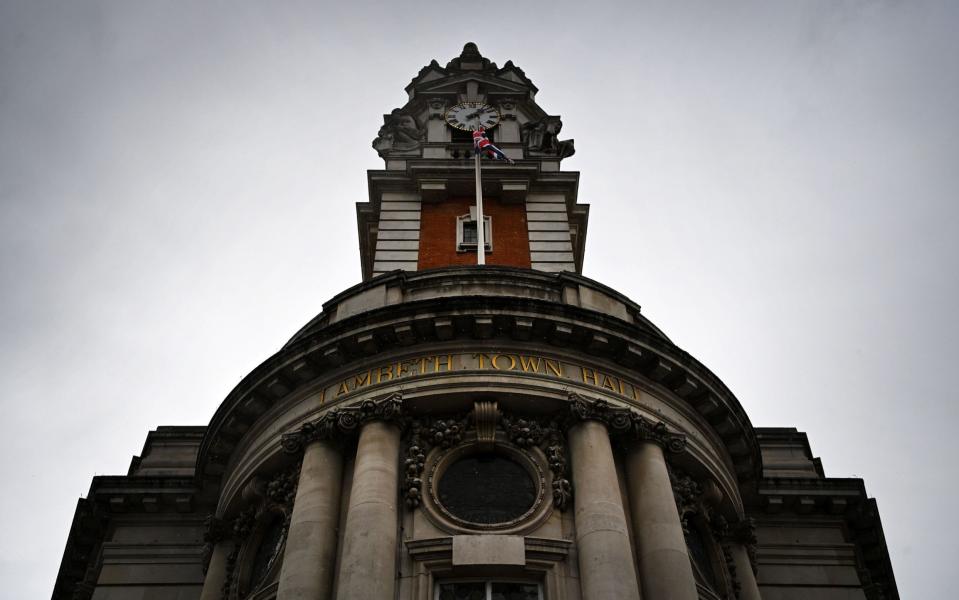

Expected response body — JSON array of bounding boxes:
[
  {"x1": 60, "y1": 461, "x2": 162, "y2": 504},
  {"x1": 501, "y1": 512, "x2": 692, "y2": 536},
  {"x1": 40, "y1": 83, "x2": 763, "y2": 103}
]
[{"x1": 1, "y1": 1, "x2": 956, "y2": 597}]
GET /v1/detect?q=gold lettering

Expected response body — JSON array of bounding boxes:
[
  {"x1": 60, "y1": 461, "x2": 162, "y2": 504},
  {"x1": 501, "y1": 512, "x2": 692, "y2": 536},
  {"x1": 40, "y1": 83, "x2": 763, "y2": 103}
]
[
  {"x1": 336, "y1": 381, "x2": 350, "y2": 396},
  {"x1": 397, "y1": 360, "x2": 411, "y2": 379},
  {"x1": 377, "y1": 364, "x2": 393, "y2": 384},
  {"x1": 318, "y1": 388, "x2": 326, "y2": 405},
  {"x1": 354, "y1": 370, "x2": 371, "y2": 389},
  {"x1": 546, "y1": 359, "x2": 564, "y2": 377},
  {"x1": 435, "y1": 354, "x2": 453, "y2": 372},
  {"x1": 474, "y1": 353, "x2": 490, "y2": 370},
  {"x1": 580, "y1": 366, "x2": 599, "y2": 386},
  {"x1": 519, "y1": 355, "x2": 541, "y2": 373},
  {"x1": 602, "y1": 374, "x2": 617, "y2": 392},
  {"x1": 492, "y1": 353, "x2": 517, "y2": 370},
  {"x1": 618, "y1": 378, "x2": 626, "y2": 395}
]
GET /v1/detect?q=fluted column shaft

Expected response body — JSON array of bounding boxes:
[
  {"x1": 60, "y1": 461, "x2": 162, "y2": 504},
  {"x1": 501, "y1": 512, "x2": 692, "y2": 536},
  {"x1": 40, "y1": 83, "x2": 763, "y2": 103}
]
[
  {"x1": 568, "y1": 419, "x2": 642, "y2": 600},
  {"x1": 198, "y1": 541, "x2": 231, "y2": 600},
  {"x1": 731, "y1": 543, "x2": 762, "y2": 600},
  {"x1": 276, "y1": 440, "x2": 343, "y2": 600},
  {"x1": 334, "y1": 420, "x2": 402, "y2": 599},
  {"x1": 625, "y1": 441, "x2": 698, "y2": 600}
]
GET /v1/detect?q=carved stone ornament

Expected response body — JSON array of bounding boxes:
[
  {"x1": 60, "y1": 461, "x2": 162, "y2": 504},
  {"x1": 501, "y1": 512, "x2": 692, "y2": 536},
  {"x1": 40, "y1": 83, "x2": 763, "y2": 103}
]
[
  {"x1": 282, "y1": 393, "x2": 404, "y2": 454},
  {"x1": 521, "y1": 116, "x2": 575, "y2": 158},
  {"x1": 428, "y1": 97, "x2": 447, "y2": 120},
  {"x1": 567, "y1": 393, "x2": 687, "y2": 454},
  {"x1": 201, "y1": 515, "x2": 230, "y2": 573},
  {"x1": 473, "y1": 400, "x2": 499, "y2": 449},
  {"x1": 221, "y1": 505, "x2": 257, "y2": 600},
  {"x1": 402, "y1": 404, "x2": 573, "y2": 512},
  {"x1": 372, "y1": 109, "x2": 425, "y2": 156},
  {"x1": 671, "y1": 468, "x2": 758, "y2": 600},
  {"x1": 501, "y1": 413, "x2": 572, "y2": 511},
  {"x1": 403, "y1": 412, "x2": 469, "y2": 508},
  {"x1": 218, "y1": 461, "x2": 302, "y2": 600}
]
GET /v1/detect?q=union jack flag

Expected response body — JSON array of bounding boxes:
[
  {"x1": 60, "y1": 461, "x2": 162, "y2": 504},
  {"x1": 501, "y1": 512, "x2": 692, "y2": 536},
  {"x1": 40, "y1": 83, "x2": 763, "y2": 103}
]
[{"x1": 473, "y1": 128, "x2": 514, "y2": 164}]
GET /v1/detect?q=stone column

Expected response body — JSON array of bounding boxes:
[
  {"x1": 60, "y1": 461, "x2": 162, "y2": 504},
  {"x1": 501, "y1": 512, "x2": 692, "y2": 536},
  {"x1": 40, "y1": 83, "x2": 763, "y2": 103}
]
[
  {"x1": 730, "y1": 542, "x2": 762, "y2": 600},
  {"x1": 625, "y1": 441, "x2": 698, "y2": 600},
  {"x1": 276, "y1": 439, "x2": 343, "y2": 600},
  {"x1": 568, "y1": 419, "x2": 642, "y2": 600},
  {"x1": 334, "y1": 419, "x2": 402, "y2": 599},
  {"x1": 198, "y1": 540, "x2": 231, "y2": 600}
]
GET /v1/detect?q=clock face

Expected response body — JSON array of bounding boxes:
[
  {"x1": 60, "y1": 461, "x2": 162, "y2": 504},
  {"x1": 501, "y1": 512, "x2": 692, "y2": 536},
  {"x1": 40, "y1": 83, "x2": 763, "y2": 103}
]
[{"x1": 445, "y1": 102, "x2": 501, "y2": 131}]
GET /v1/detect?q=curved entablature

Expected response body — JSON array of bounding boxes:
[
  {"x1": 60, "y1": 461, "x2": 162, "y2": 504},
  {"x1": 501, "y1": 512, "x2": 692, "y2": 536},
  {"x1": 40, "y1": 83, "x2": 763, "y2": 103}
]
[{"x1": 196, "y1": 267, "x2": 762, "y2": 509}]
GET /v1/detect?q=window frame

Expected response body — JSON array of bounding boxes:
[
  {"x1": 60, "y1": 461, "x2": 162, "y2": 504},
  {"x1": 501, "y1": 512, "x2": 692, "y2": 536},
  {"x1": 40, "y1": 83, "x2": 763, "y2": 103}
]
[{"x1": 456, "y1": 212, "x2": 492, "y2": 252}]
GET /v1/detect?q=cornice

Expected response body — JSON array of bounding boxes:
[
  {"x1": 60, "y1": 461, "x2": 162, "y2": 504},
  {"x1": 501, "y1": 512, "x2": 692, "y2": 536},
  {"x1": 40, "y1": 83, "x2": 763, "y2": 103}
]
[{"x1": 750, "y1": 476, "x2": 899, "y2": 600}]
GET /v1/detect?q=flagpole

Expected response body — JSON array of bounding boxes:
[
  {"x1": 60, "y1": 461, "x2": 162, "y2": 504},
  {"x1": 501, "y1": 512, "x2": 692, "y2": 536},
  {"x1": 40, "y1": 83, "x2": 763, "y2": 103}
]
[{"x1": 473, "y1": 127, "x2": 485, "y2": 266}]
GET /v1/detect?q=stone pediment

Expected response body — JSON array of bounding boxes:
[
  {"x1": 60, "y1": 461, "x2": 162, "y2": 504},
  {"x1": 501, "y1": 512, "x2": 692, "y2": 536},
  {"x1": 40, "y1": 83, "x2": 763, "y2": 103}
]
[
  {"x1": 409, "y1": 59, "x2": 448, "y2": 87},
  {"x1": 414, "y1": 72, "x2": 532, "y2": 96}
]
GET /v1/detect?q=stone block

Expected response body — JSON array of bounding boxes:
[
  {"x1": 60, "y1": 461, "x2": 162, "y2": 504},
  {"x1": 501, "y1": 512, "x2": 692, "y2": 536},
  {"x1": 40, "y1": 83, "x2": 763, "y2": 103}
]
[{"x1": 452, "y1": 535, "x2": 525, "y2": 566}]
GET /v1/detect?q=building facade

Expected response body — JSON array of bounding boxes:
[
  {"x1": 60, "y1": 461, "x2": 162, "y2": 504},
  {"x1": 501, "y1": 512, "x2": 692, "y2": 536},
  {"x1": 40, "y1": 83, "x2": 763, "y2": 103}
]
[{"x1": 55, "y1": 44, "x2": 898, "y2": 600}]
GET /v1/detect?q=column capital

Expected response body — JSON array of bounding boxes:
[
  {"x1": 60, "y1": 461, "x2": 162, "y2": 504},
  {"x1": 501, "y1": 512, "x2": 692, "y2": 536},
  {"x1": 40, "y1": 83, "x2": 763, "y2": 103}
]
[
  {"x1": 282, "y1": 393, "x2": 404, "y2": 454},
  {"x1": 567, "y1": 393, "x2": 687, "y2": 454}
]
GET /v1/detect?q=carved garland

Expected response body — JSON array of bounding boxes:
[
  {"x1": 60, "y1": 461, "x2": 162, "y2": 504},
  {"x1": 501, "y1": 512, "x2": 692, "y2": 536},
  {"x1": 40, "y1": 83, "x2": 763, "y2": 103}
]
[
  {"x1": 401, "y1": 394, "x2": 687, "y2": 515},
  {"x1": 500, "y1": 413, "x2": 572, "y2": 510},
  {"x1": 403, "y1": 413, "x2": 469, "y2": 508}
]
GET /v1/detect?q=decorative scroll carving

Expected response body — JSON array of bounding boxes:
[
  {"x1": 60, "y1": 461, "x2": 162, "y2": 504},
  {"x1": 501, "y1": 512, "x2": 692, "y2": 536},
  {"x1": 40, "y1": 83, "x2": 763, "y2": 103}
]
[
  {"x1": 473, "y1": 401, "x2": 499, "y2": 449},
  {"x1": 568, "y1": 393, "x2": 687, "y2": 454},
  {"x1": 281, "y1": 394, "x2": 404, "y2": 454},
  {"x1": 501, "y1": 414, "x2": 572, "y2": 510}
]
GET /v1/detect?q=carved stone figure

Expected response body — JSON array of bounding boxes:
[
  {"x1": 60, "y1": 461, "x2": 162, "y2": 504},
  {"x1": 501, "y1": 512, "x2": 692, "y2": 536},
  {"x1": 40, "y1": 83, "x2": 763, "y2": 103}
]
[
  {"x1": 372, "y1": 109, "x2": 425, "y2": 156},
  {"x1": 521, "y1": 116, "x2": 576, "y2": 158}
]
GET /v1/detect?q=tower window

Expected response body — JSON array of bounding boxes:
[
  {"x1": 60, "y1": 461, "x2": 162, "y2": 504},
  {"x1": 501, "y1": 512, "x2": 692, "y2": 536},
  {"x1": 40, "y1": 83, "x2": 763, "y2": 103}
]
[{"x1": 457, "y1": 210, "x2": 492, "y2": 252}]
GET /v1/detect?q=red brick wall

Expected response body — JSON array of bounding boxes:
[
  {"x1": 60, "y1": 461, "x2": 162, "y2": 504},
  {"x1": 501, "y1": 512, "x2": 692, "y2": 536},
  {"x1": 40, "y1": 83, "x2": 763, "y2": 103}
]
[{"x1": 417, "y1": 197, "x2": 531, "y2": 269}]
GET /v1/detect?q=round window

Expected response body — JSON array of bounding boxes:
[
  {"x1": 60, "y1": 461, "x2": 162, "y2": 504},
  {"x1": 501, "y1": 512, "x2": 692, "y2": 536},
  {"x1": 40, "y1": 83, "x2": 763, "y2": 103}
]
[{"x1": 437, "y1": 453, "x2": 536, "y2": 525}]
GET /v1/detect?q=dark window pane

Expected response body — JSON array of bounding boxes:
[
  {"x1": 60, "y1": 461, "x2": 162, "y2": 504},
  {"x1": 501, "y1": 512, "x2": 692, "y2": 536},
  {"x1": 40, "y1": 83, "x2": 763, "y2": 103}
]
[
  {"x1": 462, "y1": 221, "x2": 478, "y2": 244},
  {"x1": 438, "y1": 454, "x2": 536, "y2": 524},
  {"x1": 249, "y1": 516, "x2": 284, "y2": 588},
  {"x1": 491, "y1": 582, "x2": 539, "y2": 600},
  {"x1": 685, "y1": 525, "x2": 717, "y2": 588},
  {"x1": 438, "y1": 582, "x2": 486, "y2": 600}
]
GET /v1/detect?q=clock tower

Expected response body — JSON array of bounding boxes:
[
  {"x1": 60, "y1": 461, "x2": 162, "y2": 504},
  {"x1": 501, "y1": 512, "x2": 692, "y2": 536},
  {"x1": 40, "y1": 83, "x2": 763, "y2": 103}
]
[
  {"x1": 360, "y1": 42, "x2": 584, "y2": 279},
  {"x1": 54, "y1": 43, "x2": 899, "y2": 600}
]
